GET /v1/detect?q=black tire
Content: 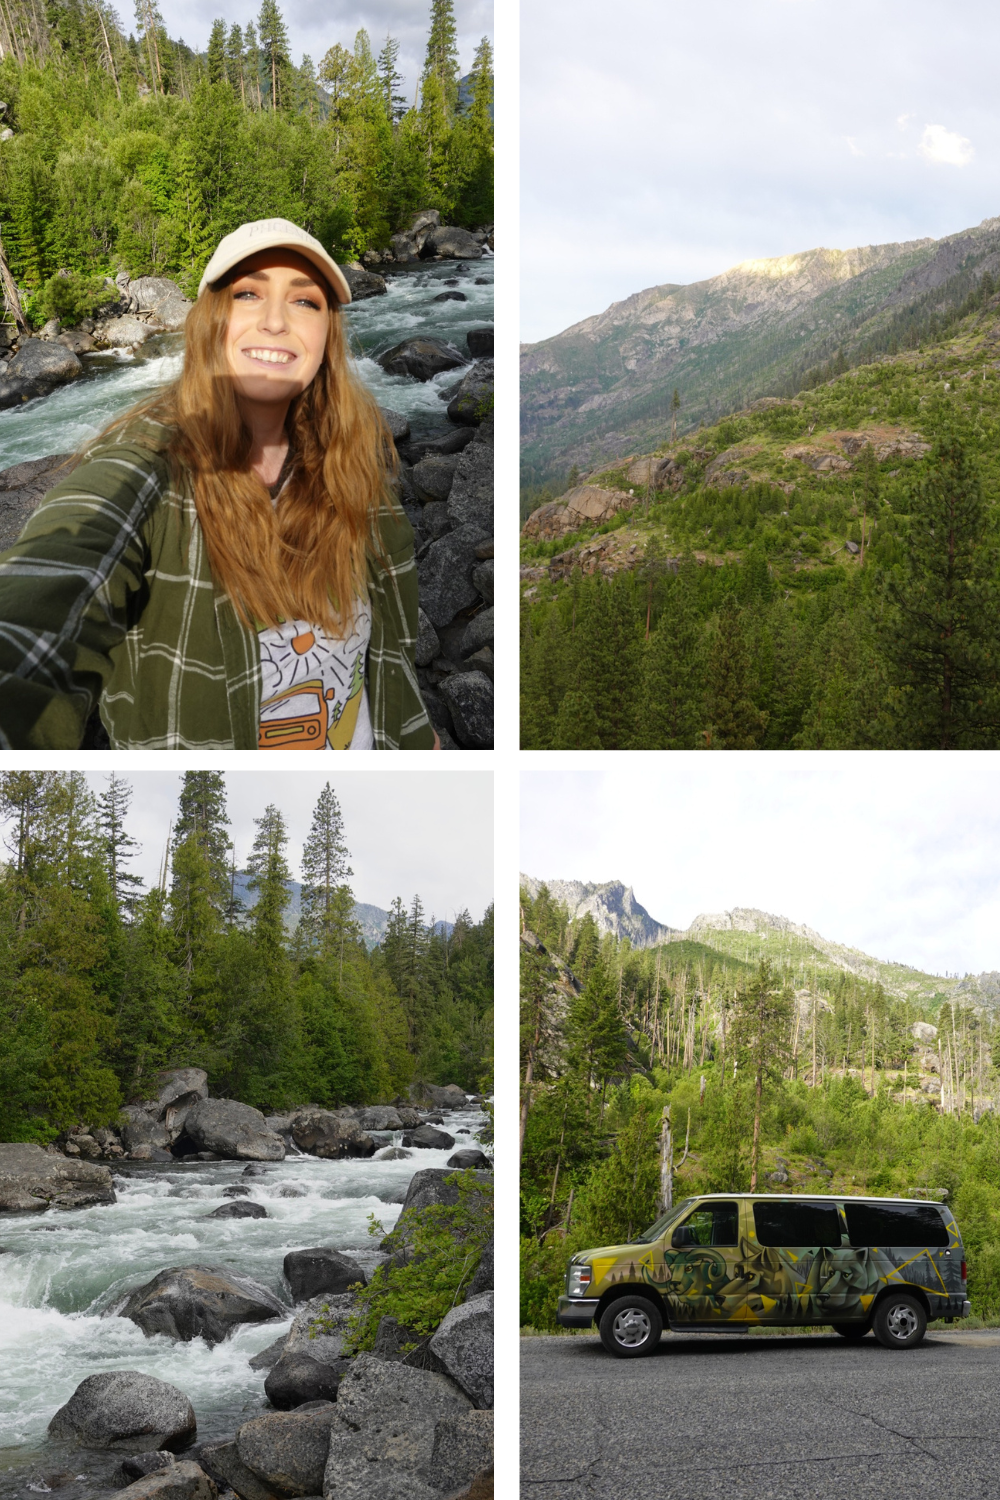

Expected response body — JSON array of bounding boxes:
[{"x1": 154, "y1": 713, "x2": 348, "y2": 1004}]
[
  {"x1": 833, "y1": 1323, "x2": 868, "y2": 1341},
  {"x1": 872, "y1": 1293, "x2": 926, "y2": 1350},
  {"x1": 598, "y1": 1295, "x2": 663, "y2": 1358}
]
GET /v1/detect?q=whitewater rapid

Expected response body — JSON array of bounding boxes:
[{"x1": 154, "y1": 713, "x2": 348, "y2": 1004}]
[{"x1": 0, "y1": 1101, "x2": 487, "y2": 1492}]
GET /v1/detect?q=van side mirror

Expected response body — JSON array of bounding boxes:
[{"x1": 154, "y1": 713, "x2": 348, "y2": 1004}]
[{"x1": 672, "y1": 1225, "x2": 694, "y2": 1247}]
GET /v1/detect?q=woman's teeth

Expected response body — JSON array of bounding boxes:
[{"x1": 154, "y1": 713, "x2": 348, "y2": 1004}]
[{"x1": 245, "y1": 349, "x2": 294, "y2": 364}]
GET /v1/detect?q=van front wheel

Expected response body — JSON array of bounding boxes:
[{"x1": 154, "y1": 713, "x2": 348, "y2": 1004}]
[
  {"x1": 873, "y1": 1293, "x2": 926, "y2": 1350},
  {"x1": 598, "y1": 1296, "x2": 663, "y2": 1358}
]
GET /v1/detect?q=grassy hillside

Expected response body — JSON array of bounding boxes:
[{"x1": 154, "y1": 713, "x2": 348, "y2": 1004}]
[
  {"x1": 521, "y1": 217, "x2": 1000, "y2": 488},
  {"x1": 520, "y1": 279, "x2": 1000, "y2": 750}
]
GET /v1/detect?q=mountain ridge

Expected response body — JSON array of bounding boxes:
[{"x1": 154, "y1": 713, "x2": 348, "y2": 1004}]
[{"x1": 521, "y1": 215, "x2": 1000, "y2": 487}]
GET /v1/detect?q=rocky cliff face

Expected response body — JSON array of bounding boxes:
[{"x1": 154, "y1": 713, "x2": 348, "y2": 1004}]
[
  {"x1": 519, "y1": 874, "x2": 677, "y2": 947},
  {"x1": 521, "y1": 216, "x2": 1000, "y2": 485}
]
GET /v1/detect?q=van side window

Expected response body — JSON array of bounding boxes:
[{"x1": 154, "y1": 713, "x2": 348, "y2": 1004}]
[
  {"x1": 843, "y1": 1201, "x2": 949, "y2": 1247},
  {"x1": 753, "y1": 1200, "x2": 842, "y2": 1247},
  {"x1": 678, "y1": 1203, "x2": 739, "y2": 1246}
]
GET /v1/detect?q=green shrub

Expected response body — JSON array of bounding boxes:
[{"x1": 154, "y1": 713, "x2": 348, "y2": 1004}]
[
  {"x1": 315, "y1": 1169, "x2": 493, "y2": 1353},
  {"x1": 26, "y1": 271, "x2": 115, "y2": 330}
]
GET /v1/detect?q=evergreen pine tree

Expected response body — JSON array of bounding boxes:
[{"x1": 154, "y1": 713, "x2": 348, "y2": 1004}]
[
  {"x1": 639, "y1": 554, "x2": 703, "y2": 748},
  {"x1": 376, "y1": 33, "x2": 407, "y2": 121},
  {"x1": 300, "y1": 782, "x2": 354, "y2": 976},
  {"x1": 423, "y1": 0, "x2": 459, "y2": 115},
  {"x1": 225, "y1": 23, "x2": 246, "y2": 105},
  {"x1": 206, "y1": 18, "x2": 226, "y2": 83},
  {"x1": 551, "y1": 689, "x2": 602, "y2": 749},
  {"x1": 245, "y1": 803, "x2": 291, "y2": 955},
  {"x1": 577, "y1": 575, "x2": 642, "y2": 749},
  {"x1": 703, "y1": 594, "x2": 768, "y2": 748},
  {"x1": 171, "y1": 771, "x2": 231, "y2": 907},
  {"x1": 881, "y1": 434, "x2": 1000, "y2": 748},
  {"x1": 729, "y1": 960, "x2": 793, "y2": 1190},
  {"x1": 256, "y1": 0, "x2": 290, "y2": 110},
  {"x1": 96, "y1": 773, "x2": 144, "y2": 916}
]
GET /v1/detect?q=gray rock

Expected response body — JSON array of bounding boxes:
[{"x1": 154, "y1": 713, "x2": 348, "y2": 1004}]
[
  {"x1": 471, "y1": 559, "x2": 493, "y2": 605},
  {"x1": 121, "y1": 1107, "x2": 172, "y2": 1156},
  {"x1": 0, "y1": 375, "x2": 48, "y2": 410},
  {"x1": 47, "y1": 1371, "x2": 196, "y2": 1451},
  {"x1": 434, "y1": 291, "x2": 467, "y2": 302},
  {"x1": 222, "y1": 1185, "x2": 251, "y2": 1199},
  {"x1": 440, "y1": 673, "x2": 493, "y2": 750},
  {"x1": 428, "y1": 1293, "x2": 493, "y2": 1409},
  {"x1": 58, "y1": 329, "x2": 94, "y2": 354},
  {"x1": 371, "y1": 1314, "x2": 427, "y2": 1362},
  {"x1": 419, "y1": 226, "x2": 484, "y2": 260},
  {"x1": 446, "y1": 1149, "x2": 491, "y2": 1171},
  {"x1": 380, "y1": 407, "x2": 410, "y2": 443},
  {"x1": 466, "y1": 329, "x2": 493, "y2": 359},
  {"x1": 339, "y1": 265, "x2": 387, "y2": 301},
  {"x1": 464, "y1": 648, "x2": 493, "y2": 682},
  {"x1": 400, "y1": 1169, "x2": 492, "y2": 1218},
  {"x1": 412, "y1": 1085, "x2": 469, "y2": 1111},
  {"x1": 264, "y1": 1355, "x2": 349, "y2": 1411},
  {"x1": 7, "y1": 339, "x2": 82, "y2": 384},
  {"x1": 182, "y1": 1099, "x2": 285, "y2": 1161},
  {"x1": 249, "y1": 1335, "x2": 289, "y2": 1371},
  {"x1": 283, "y1": 1247, "x2": 367, "y2": 1303},
  {"x1": 446, "y1": 440, "x2": 493, "y2": 533},
  {"x1": 415, "y1": 609, "x2": 440, "y2": 668},
  {"x1": 412, "y1": 454, "x2": 459, "y2": 503},
  {"x1": 321, "y1": 1354, "x2": 471, "y2": 1500},
  {"x1": 417, "y1": 525, "x2": 490, "y2": 629},
  {"x1": 285, "y1": 1293, "x2": 354, "y2": 1366},
  {"x1": 114, "y1": 1450, "x2": 176, "y2": 1486},
  {"x1": 93, "y1": 314, "x2": 158, "y2": 348},
  {"x1": 446, "y1": 361, "x2": 493, "y2": 426},
  {"x1": 0, "y1": 452, "x2": 72, "y2": 492},
  {"x1": 291, "y1": 1110, "x2": 375, "y2": 1160},
  {"x1": 418, "y1": 426, "x2": 476, "y2": 457},
  {"x1": 278, "y1": 1184, "x2": 307, "y2": 1198},
  {"x1": 377, "y1": 338, "x2": 468, "y2": 381},
  {"x1": 468, "y1": 1236, "x2": 493, "y2": 1297},
  {"x1": 460, "y1": 609, "x2": 493, "y2": 659},
  {"x1": 389, "y1": 233, "x2": 420, "y2": 264},
  {"x1": 206, "y1": 1200, "x2": 268, "y2": 1220},
  {"x1": 420, "y1": 502, "x2": 452, "y2": 542},
  {"x1": 405, "y1": 1125, "x2": 456, "y2": 1151},
  {"x1": 236, "y1": 1407, "x2": 337, "y2": 1494},
  {"x1": 197, "y1": 1442, "x2": 277, "y2": 1500},
  {"x1": 408, "y1": 209, "x2": 441, "y2": 237},
  {"x1": 376, "y1": 1146, "x2": 412, "y2": 1160},
  {"x1": 113, "y1": 1462, "x2": 216, "y2": 1500},
  {"x1": 354, "y1": 1106, "x2": 403, "y2": 1132},
  {"x1": 242, "y1": 1163, "x2": 272, "y2": 1178},
  {"x1": 0, "y1": 1142, "x2": 116, "y2": 1212},
  {"x1": 128, "y1": 277, "x2": 191, "y2": 330},
  {"x1": 120, "y1": 1265, "x2": 287, "y2": 1346},
  {"x1": 420, "y1": 1412, "x2": 493, "y2": 1497}
]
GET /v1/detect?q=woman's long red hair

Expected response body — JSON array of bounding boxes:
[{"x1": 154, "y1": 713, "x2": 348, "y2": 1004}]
[{"x1": 108, "y1": 275, "x2": 394, "y2": 634}]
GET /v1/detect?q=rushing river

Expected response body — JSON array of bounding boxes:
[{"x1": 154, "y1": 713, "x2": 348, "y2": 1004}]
[
  {"x1": 0, "y1": 1099, "x2": 487, "y2": 1498},
  {"x1": 0, "y1": 259, "x2": 493, "y2": 471}
]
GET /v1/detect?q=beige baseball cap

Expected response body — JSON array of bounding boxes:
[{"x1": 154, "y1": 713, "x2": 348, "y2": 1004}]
[{"x1": 198, "y1": 218, "x2": 352, "y2": 304}]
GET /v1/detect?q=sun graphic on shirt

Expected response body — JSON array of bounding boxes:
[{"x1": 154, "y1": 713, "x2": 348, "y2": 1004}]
[{"x1": 260, "y1": 626, "x2": 336, "y2": 701}]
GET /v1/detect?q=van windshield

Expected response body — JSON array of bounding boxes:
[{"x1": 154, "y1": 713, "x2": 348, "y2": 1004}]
[{"x1": 634, "y1": 1199, "x2": 694, "y2": 1244}]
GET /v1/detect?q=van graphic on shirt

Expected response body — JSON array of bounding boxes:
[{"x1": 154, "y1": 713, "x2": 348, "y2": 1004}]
[{"x1": 258, "y1": 624, "x2": 365, "y2": 750}]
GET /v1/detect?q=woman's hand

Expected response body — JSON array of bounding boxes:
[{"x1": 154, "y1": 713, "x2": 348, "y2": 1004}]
[{"x1": 433, "y1": 730, "x2": 441, "y2": 750}]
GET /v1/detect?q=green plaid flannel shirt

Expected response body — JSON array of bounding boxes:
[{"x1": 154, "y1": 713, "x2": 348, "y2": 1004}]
[{"x1": 0, "y1": 416, "x2": 435, "y2": 750}]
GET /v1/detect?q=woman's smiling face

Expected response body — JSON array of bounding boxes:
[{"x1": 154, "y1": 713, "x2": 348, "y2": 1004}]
[{"x1": 225, "y1": 248, "x2": 331, "y2": 404}]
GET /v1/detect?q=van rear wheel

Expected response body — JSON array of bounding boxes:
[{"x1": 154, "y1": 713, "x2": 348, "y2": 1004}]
[
  {"x1": 873, "y1": 1293, "x2": 926, "y2": 1350},
  {"x1": 598, "y1": 1295, "x2": 663, "y2": 1358}
]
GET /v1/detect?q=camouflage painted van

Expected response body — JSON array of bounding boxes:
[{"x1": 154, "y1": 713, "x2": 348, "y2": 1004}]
[{"x1": 557, "y1": 1193, "x2": 969, "y2": 1356}]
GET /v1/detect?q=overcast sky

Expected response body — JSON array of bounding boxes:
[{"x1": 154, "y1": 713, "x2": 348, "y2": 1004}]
[
  {"x1": 166, "y1": 0, "x2": 492, "y2": 108},
  {"x1": 63, "y1": 771, "x2": 493, "y2": 923},
  {"x1": 521, "y1": 0, "x2": 1000, "y2": 343},
  {"x1": 521, "y1": 758, "x2": 1000, "y2": 977}
]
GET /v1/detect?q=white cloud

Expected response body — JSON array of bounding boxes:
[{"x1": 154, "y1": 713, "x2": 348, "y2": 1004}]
[
  {"x1": 845, "y1": 136, "x2": 864, "y2": 157},
  {"x1": 919, "y1": 123, "x2": 974, "y2": 165},
  {"x1": 897, "y1": 112, "x2": 913, "y2": 129}
]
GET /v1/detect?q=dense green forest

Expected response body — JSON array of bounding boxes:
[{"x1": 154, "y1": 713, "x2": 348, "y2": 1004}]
[
  {"x1": 0, "y1": 0, "x2": 492, "y2": 318},
  {"x1": 0, "y1": 770, "x2": 493, "y2": 1141},
  {"x1": 521, "y1": 279, "x2": 1000, "y2": 750},
  {"x1": 519, "y1": 883, "x2": 1000, "y2": 1330}
]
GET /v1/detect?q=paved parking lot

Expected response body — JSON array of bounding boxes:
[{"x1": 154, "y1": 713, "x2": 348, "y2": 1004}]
[{"x1": 521, "y1": 1328, "x2": 1000, "y2": 1499}]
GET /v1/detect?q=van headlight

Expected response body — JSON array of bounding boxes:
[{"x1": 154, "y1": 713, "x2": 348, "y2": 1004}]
[{"x1": 567, "y1": 1263, "x2": 593, "y2": 1298}]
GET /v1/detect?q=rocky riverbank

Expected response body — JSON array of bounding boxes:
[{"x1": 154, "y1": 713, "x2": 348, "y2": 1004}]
[{"x1": 0, "y1": 1070, "x2": 494, "y2": 1500}]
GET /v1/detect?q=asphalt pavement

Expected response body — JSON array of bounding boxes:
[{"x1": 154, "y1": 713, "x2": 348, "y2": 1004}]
[{"x1": 521, "y1": 1328, "x2": 1000, "y2": 1499}]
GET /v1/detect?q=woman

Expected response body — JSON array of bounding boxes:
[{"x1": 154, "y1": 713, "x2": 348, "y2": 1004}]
[{"x1": 0, "y1": 218, "x2": 438, "y2": 750}]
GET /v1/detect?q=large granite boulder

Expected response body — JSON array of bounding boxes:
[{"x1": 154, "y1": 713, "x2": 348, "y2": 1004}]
[
  {"x1": 264, "y1": 1354, "x2": 350, "y2": 1411},
  {"x1": 440, "y1": 673, "x2": 493, "y2": 750},
  {"x1": 7, "y1": 339, "x2": 82, "y2": 385},
  {"x1": 399, "y1": 1168, "x2": 492, "y2": 1218},
  {"x1": 291, "y1": 1109, "x2": 375, "y2": 1160},
  {"x1": 446, "y1": 442, "x2": 493, "y2": 532},
  {"x1": 446, "y1": 360, "x2": 493, "y2": 426},
  {"x1": 196, "y1": 1443, "x2": 276, "y2": 1500},
  {"x1": 428, "y1": 1292, "x2": 494, "y2": 1408},
  {"x1": 423, "y1": 1413, "x2": 494, "y2": 1498},
  {"x1": 338, "y1": 264, "x2": 386, "y2": 301},
  {"x1": 0, "y1": 451, "x2": 73, "y2": 549},
  {"x1": 405, "y1": 1125, "x2": 456, "y2": 1151},
  {"x1": 468, "y1": 1235, "x2": 493, "y2": 1296},
  {"x1": 354, "y1": 1106, "x2": 404, "y2": 1132},
  {"x1": 120, "y1": 1106, "x2": 172, "y2": 1156},
  {"x1": 466, "y1": 328, "x2": 493, "y2": 358},
  {"x1": 417, "y1": 525, "x2": 490, "y2": 629},
  {"x1": 47, "y1": 1371, "x2": 196, "y2": 1451},
  {"x1": 283, "y1": 1247, "x2": 367, "y2": 1303},
  {"x1": 413, "y1": 453, "x2": 459, "y2": 503},
  {"x1": 206, "y1": 1200, "x2": 268, "y2": 1220},
  {"x1": 120, "y1": 1265, "x2": 287, "y2": 1346},
  {"x1": 322, "y1": 1355, "x2": 471, "y2": 1500},
  {"x1": 181, "y1": 1099, "x2": 285, "y2": 1161},
  {"x1": 0, "y1": 1143, "x2": 116, "y2": 1212},
  {"x1": 411, "y1": 1085, "x2": 469, "y2": 1111},
  {"x1": 128, "y1": 276, "x2": 191, "y2": 330},
  {"x1": 236, "y1": 1406, "x2": 338, "y2": 1494},
  {"x1": 113, "y1": 1462, "x2": 215, "y2": 1500},
  {"x1": 92, "y1": 314, "x2": 158, "y2": 348},
  {"x1": 521, "y1": 484, "x2": 634, "y2": 540},
  {"x1": 446, "y1": 1149, "x2": 491, "y2": 1171},
  {"x1": 419, "y1": 226, "x2": 484, "y2": 260},
  {"x1": 377, "y1": 338, "x2": 468, "y2": 381}
]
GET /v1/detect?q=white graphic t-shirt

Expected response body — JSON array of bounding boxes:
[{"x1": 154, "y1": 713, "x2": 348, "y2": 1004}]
[{"x1": 257, "y1": 601, "x2": 373, "y2": 750}]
